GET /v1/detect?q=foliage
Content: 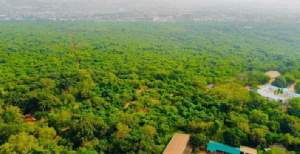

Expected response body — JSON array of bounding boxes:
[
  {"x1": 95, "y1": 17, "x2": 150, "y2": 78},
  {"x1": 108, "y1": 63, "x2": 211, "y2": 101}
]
[
  {"x1": 0, "y1": 21, "x2": 300, "y2": 153},
  {"x1": 295, "y1": 82, "x2": 300, "y2": 94},
  {"x1": 265, "y1": 146, "x2": 286, "y2": 154},
  {"x1": 284, "y1": 74, "x2": 296, "y2": 85},
  {"x1": 224, "y1": 128, "x2": 247, "y2": 147},
  {"x1": 272, "y1": 76, "x2": 287, "y2": 88},
  {"x1": 191, "y1": 133, "x2": 209, "y2": 149},
  {"x1": 287, "y1": 98, "x2": 300, "y2": 118},
  {"x1": 0, "y1": 132, "x2": 40, "y2": 154}
]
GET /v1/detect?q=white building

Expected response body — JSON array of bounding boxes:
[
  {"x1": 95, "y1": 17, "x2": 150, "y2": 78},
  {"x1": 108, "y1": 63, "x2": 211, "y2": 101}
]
[{"x1": 257, "y1": 85, "x2": 300, "y2": 103}]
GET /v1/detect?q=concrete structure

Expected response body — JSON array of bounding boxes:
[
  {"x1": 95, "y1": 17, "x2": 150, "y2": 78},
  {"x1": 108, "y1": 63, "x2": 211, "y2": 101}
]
[
  {"x1": 163, "y1": 133, "x2": 192, "y2": 154},
  {"x1": 240, "y1": 146, "x2": 257, "y2": 154},
  {"x1": 257, "y1": 85, "x2": 300, "y2": 103}
]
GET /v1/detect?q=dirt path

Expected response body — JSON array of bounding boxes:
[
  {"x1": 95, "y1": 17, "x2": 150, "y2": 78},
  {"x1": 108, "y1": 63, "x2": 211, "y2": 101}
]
[
  {"x1": 289, "y1": 83, "x2": 295, "y2": 92},
  {"x1": 69, "y1": 33, "x2": 81, "y2": 69},
  {"x1": 269, "y1": 78, "x2": 275, "y2": 85},
  {"x1": 259, "y1": 78, "x2": 275, "y2": 88}
]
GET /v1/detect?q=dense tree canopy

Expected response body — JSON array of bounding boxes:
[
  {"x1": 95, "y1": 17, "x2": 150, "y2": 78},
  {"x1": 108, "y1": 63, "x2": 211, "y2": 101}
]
[{"x1": 0, "y1": 21, "x2": 300, "y2": 153}]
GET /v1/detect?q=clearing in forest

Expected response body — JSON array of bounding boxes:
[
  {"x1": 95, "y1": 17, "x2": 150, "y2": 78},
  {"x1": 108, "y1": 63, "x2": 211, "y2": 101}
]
[
  {"x1": 124, "y1": 101, "x2": 135, "y2": 108},
  {"x1": 151, "y1": 99, "x2": 160, "y2": 103},
  {"x1": 136, "y1": 109, "x2": 148, "y2": 114},
  {"x1": 137, "y1": 87, "x2": 147, "y2": 94},
  {"x1": 258, "y1": 71, "x2": 281, "y2": 88},
  {"x1": 265, "y1": 71, "x2": 281, "y2": 79},
  {"x1": 24, "y1": 114, "x2": 36, "y2": 123}
]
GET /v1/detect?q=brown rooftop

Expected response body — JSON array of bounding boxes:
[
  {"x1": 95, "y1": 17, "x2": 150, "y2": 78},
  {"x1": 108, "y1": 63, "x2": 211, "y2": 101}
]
[
  {"x1": 240, "y1": 146, "x2": 257, "y2": 154},
  {"x1": 163, "y1": 133, "x2": 192, "y2": 154}
]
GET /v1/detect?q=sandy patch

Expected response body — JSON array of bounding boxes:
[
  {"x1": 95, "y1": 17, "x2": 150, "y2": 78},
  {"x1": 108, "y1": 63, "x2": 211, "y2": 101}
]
[
  {"x1": 265, "y1": 71, "x2": 281, "y2": 79},
  {"x1": 152, "y1": 99, "x2": 160, "y2": 103},
  {"x1": 136, "y1": 109, "x2": 148, "y2": 114},
  {"x1": 62, "y1": 126, "x2": 70, "y2": 132},
  {"x1": 244, "y1": 85, "x2": 250, "y2": 91},
  {"x1": 136, "y1": 86, "x2": 149, "y2": 94},
  {"x1": 124, "y1": 101, "x2": 135, "y2": 108},
  {"x1": 24, "y1": 114, "x2": 36, "y2": 124},
  {"x1": 199, "y1": 151, "x2": 207, "y2": 154},
  {"x1": 74, "y1": 104, "x2": 80, "y2": 109},
  {"x1": 288, "y1": 83, "x2": 295, "y2": 92}
]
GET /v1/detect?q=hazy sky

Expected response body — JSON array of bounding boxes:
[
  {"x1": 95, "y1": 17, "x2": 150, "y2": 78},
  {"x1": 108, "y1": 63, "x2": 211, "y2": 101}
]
[
  {"x1": 5, "y1": 0, "x2": 300, "y2": 3},
  {"x1": 2, "y1": 0, "x2": 300, "y2": 21}
]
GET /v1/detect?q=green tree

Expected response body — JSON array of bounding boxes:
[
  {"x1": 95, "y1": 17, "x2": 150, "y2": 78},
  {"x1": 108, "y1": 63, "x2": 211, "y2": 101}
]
[
  {"x1": 0, "y1": 124, "x2": 23, "y2": 145},
  {"x1": 284, "y1": 74, "x2": 296, "y2": 85},
  {"x1": 246, "y1": 71, "x2": 270, "y2": 86},
  {"x1": 224, "y1": 128, "x2": 248, "y2": 147},
  {"x1": 91, "y1": 96, "x2": 110, "y2": 109},
  {"x1": 250, "y1": 128, "x2": 267, "y2": 146},
  {"x1": 77, "y1": 79, "x2": 95, "y2": 99},
  {"x1": 287, "y1": 98, "x2": 300, "y2": 118},
  {"x1": 272, "y1": 76, "x2": 287, "y2": 88},
  {"x1": 39, "y1": 78, "x2": 56, "y2": 89},
  {"x1": 280, "y1": 116, "x2": 300, "y2": 135},
  {"x1": 37, "y1": 127, "x2": 64, "y2": 153},
  {"x1": 190, "y1": 133, "x2": 209, "y2": 149},
  {"x1": 50, "y1": 110, "x2": 72, "y2": 128},
  {"x1": 141, "y1": 125, "x2": 157, "y2": 139},
  {"x1": 33, "y1": 92, "x2": 61, "y2": 111},
  {"x1": 70, "y1": 114, "x2": 108, "y2": 145},
  {"x1": 116, "y1": 123, "x2": 131, "y2": 138},
  {"x1": 0, "y1": 106, "x2": 24, "y2": 124},
  {"x1": 250, "y1": 110, "x2": 269, "y2": 125},
  {"x1": 295, "y1": 82, "x2": 300, "y2": 94},
  {"x1": 0, "y1": 132, "x2": 40, "y2": 154}
]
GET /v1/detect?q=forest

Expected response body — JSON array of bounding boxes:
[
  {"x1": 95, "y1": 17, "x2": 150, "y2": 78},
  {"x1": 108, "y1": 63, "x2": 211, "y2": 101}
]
[{"x1": 0, "y1": 21, "x2": 300, "y2": 153}]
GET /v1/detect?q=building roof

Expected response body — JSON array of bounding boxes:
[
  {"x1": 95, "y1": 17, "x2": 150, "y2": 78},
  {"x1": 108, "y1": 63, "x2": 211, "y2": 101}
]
[
  {"x1": 271, "y1": 143, "x2": 288, "y2": 151},
  {"x1": 207, "y1": 141, "x2": 240, "y2": 154},
  {"x1": 257, "y1": 85, "x2": 300, "y2": 101},
  {"x1": 240, "y1": 146, "x2": 257, "y2": 154},
  {"x1": 207, "y1": 83, "x2": 215, "y2": 88},
  {"x1": 163, "y1": 133, "x2": 191, "y2": 154}
]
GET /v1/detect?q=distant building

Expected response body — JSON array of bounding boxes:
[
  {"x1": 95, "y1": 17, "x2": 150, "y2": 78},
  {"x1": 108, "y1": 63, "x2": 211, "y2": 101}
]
[
  {"x1": 163, "y1": 133, "x2": 192, "y2": 154},
  {"x1": 265, "y1": 143, "x2": 288, "y2": 152},
  {"x1": 207, "y1": 83, "x2": 215, "y2": 88},
  {"x1": 257, "y1": 85, "x2": 300, "y2": 103},
  {"x1": 207, "y1": 141, "x2": 240, "y2": 154}
]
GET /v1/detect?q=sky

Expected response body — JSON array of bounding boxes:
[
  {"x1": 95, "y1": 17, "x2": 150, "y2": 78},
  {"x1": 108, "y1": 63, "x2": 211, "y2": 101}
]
[{"x1": 4, "y1": 0, "x2": 300, "y2": 3}]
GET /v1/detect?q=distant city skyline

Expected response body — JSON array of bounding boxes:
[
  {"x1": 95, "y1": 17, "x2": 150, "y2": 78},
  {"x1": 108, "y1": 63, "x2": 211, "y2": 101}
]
[{"x1": 1, "y1": 0, "x2": 300, "y2": 22}]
